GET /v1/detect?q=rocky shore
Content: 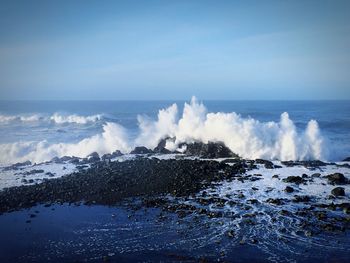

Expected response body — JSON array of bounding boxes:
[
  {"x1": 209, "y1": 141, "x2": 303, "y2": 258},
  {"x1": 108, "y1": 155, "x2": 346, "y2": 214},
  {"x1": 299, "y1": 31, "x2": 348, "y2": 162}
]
[
  {"x1": 0, "y1": 142, "x2": 350, "y2": 262},
  {"x1": 0, "y1": 158, "x2": 247, "y2": 213}
]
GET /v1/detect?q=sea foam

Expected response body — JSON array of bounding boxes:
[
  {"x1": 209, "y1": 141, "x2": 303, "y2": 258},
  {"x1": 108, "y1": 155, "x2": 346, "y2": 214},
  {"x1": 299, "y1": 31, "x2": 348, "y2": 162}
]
[{"x1": 0, "y1": 97, "x2": 328, "y2": 164}]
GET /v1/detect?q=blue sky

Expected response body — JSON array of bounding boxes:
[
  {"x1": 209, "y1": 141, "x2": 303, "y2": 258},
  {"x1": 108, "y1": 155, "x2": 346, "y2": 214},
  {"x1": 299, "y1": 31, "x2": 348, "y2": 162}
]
[{"x1": 0, "y1": 0, "x2": 349, "y2": 100}]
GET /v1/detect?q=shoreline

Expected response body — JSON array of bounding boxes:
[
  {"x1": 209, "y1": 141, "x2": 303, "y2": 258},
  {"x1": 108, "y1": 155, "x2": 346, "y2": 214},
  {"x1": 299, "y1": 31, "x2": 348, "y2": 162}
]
[{"x1": 0, "y1": 143, "x2": 349, "y2": 262}]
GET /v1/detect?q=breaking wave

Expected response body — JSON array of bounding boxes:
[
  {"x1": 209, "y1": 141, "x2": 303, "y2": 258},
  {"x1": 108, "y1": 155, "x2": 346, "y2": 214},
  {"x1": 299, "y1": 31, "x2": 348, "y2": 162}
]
[
  {"x1": 0, "y1": 122, "x2": 130, "y2": 164},
  {"x1": 0, "y1": 114, "x2": 43, "y2": 123},
  {"x1": 49, "y1": 113, "x2": 102, "y2": 124},
  {"x1": 136, "y1": 97, "x2": 327, "y2": 161},
  {"x1": 0, "y1": 113, "x2": 102, "y2": 124},
  {"x1": 0, "y1": 97, "x2": 330, "y2": 164}
]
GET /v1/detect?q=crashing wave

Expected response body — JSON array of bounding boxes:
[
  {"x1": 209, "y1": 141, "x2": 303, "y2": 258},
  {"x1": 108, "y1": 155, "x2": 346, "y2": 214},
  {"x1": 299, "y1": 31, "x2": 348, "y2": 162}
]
[
  {"x1": 136, "y1": 97, "x2": 326, "y2": 161},
  {"x1": 0, "y1": 97, "x2": 328, "y2": 164}
]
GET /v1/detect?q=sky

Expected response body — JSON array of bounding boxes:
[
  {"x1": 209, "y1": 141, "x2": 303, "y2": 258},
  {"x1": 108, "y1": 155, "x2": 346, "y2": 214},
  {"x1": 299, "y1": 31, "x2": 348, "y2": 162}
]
[{"x1": 0, "y1": 0, "x2": 349, "y2": 100}]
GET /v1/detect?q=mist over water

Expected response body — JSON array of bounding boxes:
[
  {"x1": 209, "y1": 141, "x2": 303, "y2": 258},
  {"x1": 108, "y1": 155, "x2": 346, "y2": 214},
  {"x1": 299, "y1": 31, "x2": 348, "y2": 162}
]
[{"x1": 0, "y1": 98, "x2": 348, "y2": 165}]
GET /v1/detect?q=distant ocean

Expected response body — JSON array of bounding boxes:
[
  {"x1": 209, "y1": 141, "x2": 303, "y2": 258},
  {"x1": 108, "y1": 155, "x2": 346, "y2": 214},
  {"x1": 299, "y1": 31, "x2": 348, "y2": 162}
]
[{"x1": 0, "y1": 98, "x2": 349, "y2": 164}]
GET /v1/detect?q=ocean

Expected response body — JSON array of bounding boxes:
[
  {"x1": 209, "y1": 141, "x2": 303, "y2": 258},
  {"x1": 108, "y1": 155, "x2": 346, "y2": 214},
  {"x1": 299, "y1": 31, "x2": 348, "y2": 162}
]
[{"x1": 0, "y1": 98, "x2": 349, "y2": 165}]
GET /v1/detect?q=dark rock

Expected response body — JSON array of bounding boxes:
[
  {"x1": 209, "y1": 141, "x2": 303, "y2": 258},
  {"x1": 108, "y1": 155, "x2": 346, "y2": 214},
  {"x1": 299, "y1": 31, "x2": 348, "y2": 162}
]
[
  {"x1": 282, "y1": 176, "x2": 305, "y2": 184},
  {"x1": 50, "y1": 157, "x2": 62, "y2": 163},
  {"x1": 325, "y1": 173, "x2": 347, "y2": 185},
  {"x1": 311, "y1": 173, "x2": 321, "y2": 178},
  {"x1": 111, "y1": 150, "x2": 123, "y2": 158},
  {"x1": 237, "y1": 193, "x2": 245, "y2": 199},
  {"x1": 59, "y1": 156, "x2": 74, "y2": 162},
  {"x1": 255, "y1": 159, "x2": 274, "y2": 169},
  {"x1": 87, "y1": 152, "x2": 100, "y2": 162},
  {"x1": 101, "y1": 153, "x2": 112, "y2": 161},
  {"x1": 182, "y1": 141, "x2": 238, "y2": 158},
  {"x1": 3, "y1": 161, "x2": 32, "y2": 171},
  {"x1": 302, "y1": 174, "x2": 308, "y2": 178},
  {"x1": 221, "y1": 158, "x2": 241, "y2": 164},
  {"x1": 70, "y1": 157, "x2": 80, "y2": 164},
  {"x1": 130, "y1": 146, "x2": 153, "y2": 154},
  {"x1": 45, "y1": 172, "x2": 55, "y2": 177},
  {"x1": 153, "y1": 138, "x2": 172, "y2": 154},
  {"x1": 247, "y1": 199, "x2": 259, "y2": 205},
  {"x1": 284, "y1": 186, "x2": 294, "y2": 193},
  {"x1": 279, "y1": 209, "x2": 290, "y2": 216},
  {"x1": 272, "y1": 174, "x2": 279, "y2": 179},
  {"x1": 293, "y1": 195, "x2": 311, "y2": 203},
  {"x1": 12, "y1": 161, "x2": 32, "y2": 168},
  {"x1": 226, "y1": 230, "x2": 235, "y2": 238},
  {"x1": 266, "y1": 198, "x2": 284, "y2": 205},
  {"x1": 342, "y1": 157, "x2": 350, "y2": 162},
  {"x1": 331, "y1": 187, "x2": 345, "y2": 197},
  {"x1": 339, "y1": 203, "x2": 350, "y2": 214},
  {"x1": 337, "y1": 163, "x2": 350, "y2": 169},
  {"x1": 102, "y1": 150, "x2": 123, "y2": 161},
  {"x1": 23, "y1": 169, "x2": 44, "y2": 175},
  {"x1": 301, "y1": 160, "x2": 328, "y2": 168},
  {"x1": 281, "y1": 161, "x2": 300, "y2": 167},
  {"x1": 250, "y1": 238, "x2": 258, "y2": 244},
  {"x1": 304, "y1": 231, "x2": 312, "y2": 237},
  {"x1": 281, "y1": 160, "x2": 328, "y2": 168}
]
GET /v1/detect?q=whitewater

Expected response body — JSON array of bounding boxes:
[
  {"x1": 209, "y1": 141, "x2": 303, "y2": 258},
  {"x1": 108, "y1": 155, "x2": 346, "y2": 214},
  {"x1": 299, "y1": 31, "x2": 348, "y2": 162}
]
[{"x1": 1, "y1": 97, "x2": 345, "y2": 165}]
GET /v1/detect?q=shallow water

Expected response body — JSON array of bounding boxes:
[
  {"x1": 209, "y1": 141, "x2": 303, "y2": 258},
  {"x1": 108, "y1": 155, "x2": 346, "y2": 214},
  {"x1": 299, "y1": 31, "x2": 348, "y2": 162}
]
[{"x1": 0, "y1": 200, "x2": 349, "y2": 263}]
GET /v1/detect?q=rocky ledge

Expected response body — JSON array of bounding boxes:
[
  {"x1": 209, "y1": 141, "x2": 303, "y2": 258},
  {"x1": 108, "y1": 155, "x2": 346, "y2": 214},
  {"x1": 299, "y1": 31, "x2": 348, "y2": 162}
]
[{"x1": 0, "y1": 158, "x2": 247, "y2": 213}]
